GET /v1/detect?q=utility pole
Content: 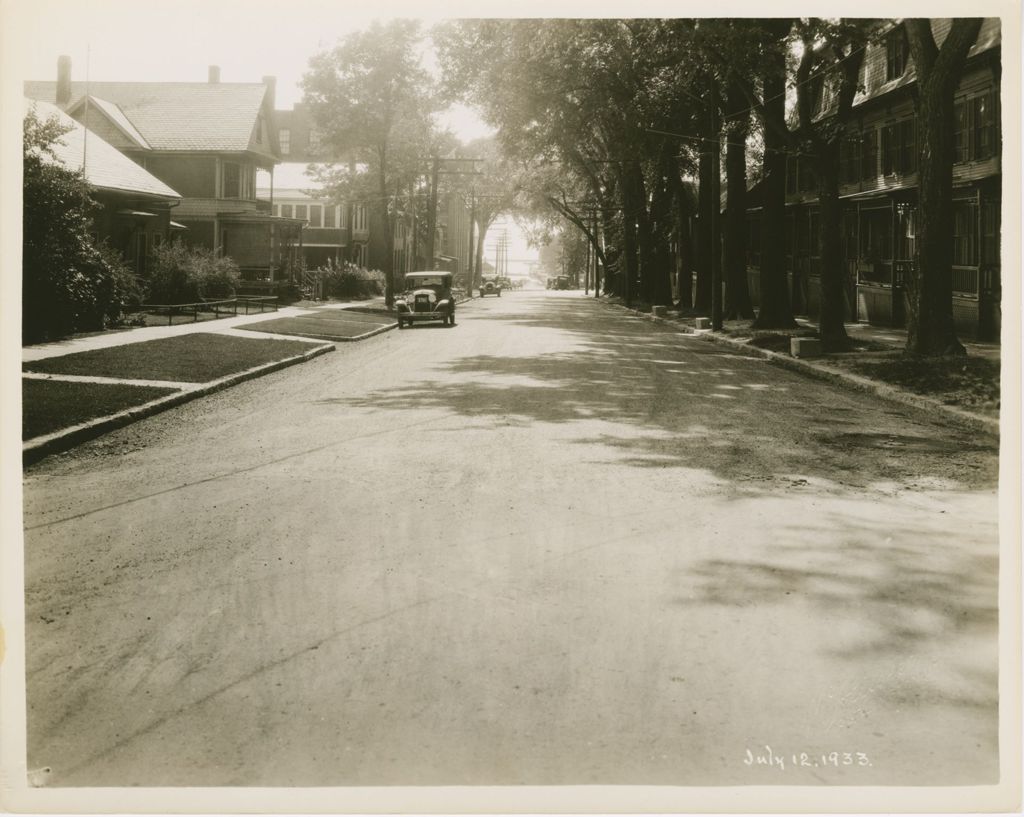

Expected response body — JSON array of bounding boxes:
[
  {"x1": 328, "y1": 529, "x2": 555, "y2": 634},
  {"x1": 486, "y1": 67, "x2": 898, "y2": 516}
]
[
  {"x1": 410, "y1": 177, "x2": 418, "y2": 271},
  {"x1": 711, "y1": 79, "x2": 723, "y2": 331},
  {"x1": 426, "y1": 157, "x2": 440, "y2": 270},
  {"x1": 467, "y1": 188, "x2": 476, "y2": 296}
]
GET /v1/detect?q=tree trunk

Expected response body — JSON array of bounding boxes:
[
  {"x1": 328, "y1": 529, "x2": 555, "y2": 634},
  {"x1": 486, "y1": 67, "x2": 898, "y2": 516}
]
[
  {"x1": 621, "y1": 202, "x2": 638, "y2": 308},
  {"x1": 903, "y1": 18, "x2": 981, "y2": 356},
  {"x1": 475, "y1": 218, "x2": 489, "y2": 291},
  {"x1": 907, "y1": 87, "x2": 963, "y2": 355},
  {"x1": 724, "y1": 83, "x2": 754, "y2": 320},
  {"x1": 752, "y1": 50, "x2": 797, "y2": 329},
  {"x1": 630, "y1": 161, "x2": 658, "y2": 305},
  {"x1": 816, "y1": 140, "x2": 850, "y2": 349},
  {"x1": 694, "y1": 123, "x2": 713, "y2": 312},
  {"x1": 673, "y1": 188, "x2": 694, "y2": 309},
  {"x1": 648, "y1": 149, "x2": 676, "y2": 307},
  {"x1": 378, "y1": 151, "x2": 395, "y2": 308}
]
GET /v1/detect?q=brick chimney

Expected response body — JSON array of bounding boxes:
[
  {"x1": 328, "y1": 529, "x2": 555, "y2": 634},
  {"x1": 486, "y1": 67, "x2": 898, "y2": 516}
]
[
  {"x1": 262, "y1": 75, "x2": 276, "y2": 109},
  {"x1": 208, "y1": 65, "x2": 220, "y2": 83},
  {"x1": 57, "y1": 55, "x2": 72, "y2": 107}
]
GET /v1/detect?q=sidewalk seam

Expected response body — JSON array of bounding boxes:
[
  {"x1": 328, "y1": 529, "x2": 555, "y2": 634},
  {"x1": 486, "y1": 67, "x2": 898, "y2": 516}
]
[{"x1": 607, "y1": 303, "x2": 999, "y2": 437}]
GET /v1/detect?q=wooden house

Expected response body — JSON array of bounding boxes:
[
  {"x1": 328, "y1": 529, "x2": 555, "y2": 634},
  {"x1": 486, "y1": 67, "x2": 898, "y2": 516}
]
[
  {"x1": 743, "y1": 18, "x2": 1001, "y2": 339},
  {"x1": 26, "y1": 59, "x2": 305, "y2": 282}
]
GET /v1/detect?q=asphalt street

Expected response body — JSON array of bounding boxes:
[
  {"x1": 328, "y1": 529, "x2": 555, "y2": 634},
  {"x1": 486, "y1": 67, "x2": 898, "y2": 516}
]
[{"x1": 21, "y1": 289, "x2": 1000, "y2": 786}]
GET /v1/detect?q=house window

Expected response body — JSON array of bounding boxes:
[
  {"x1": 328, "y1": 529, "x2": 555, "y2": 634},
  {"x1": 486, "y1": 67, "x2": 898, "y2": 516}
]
[
  {"x1": 954, "y1": 100, "x2": 970, "y2": 163},
  {"x1": 973, "y1": 93, "x2": 995, "y2": 160},
  {"x1": 309, "y1": 128, "x2": 322, "y2": 152},
  {"x1": 843, "y1": 211, "x2": 858, "y2": 260},
  {"x1": 255, "y1": 114, "x2": 263, "y2": 144},
  {"x1": 785, "y1": 156, "x2": 798, "y2": 195},
  {"x1": 881, "y1": 123, "x2": 898, "y2": 175},
  {"x1": 797, "y1": 156, "x2": 815, "y2": 192},
  {"x1": 324, "y1": 205, "x2": 337, "y2": 228},
  {"x1": 281, "y1": 204, "x2": 293, "y2": 218},
  {"x1": 860, "y1": 128, "x2": 877, "y2": 180},
  {"x1": 896, "y1": 207, "x2": 916, "y2": 261},
  {"x1": 981, "y1": 200, "x2": 1000, "y2": 264},
  {"x1": 222, "y1": 162, "x2": 240, "y2": 198},
  {"x1": 353, "y1": 204, "x2": 367, "y2": 231},
  {"x1": 899, "y1": 118, "x2": 916, "y2": 173},
  {"x1": 954, "y1": 91, "x2": 998, "y2": 164},
  {"x1": 809, "y1": 75, "x2": 825, "y2": 117},
  {"x1": 294, "y1": 204, "x2": 308, "y2": 221},
  {"x1": 860, "y1": 208, "x2": 892, "y2": 263},
  {"x1": 840, "y1": 135, "x2": 860, "y2": 184},
  {"x1": 279, "y1": 129, "x2": 291, "y2": 155},
  {"x1": 885, "y1": 28, "x2": 908, "y2": 81},
  {"x1": 309, "y1": 204, "x2": 323, "y2": 227},
  {"x1": 952, "y1": 201, "x2": 979, "y2": 266}
]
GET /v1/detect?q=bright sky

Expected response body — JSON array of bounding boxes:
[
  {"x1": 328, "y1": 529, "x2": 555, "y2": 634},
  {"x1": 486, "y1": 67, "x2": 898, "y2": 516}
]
[{"x1": 6, "y1": 0, "x2": 496, "y2": 141}]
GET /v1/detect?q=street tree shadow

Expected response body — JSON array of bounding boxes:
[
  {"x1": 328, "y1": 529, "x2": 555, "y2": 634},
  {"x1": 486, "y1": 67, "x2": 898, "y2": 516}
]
[{"x1": 319, "y1": 294, "x2": 997, "y2": 493}]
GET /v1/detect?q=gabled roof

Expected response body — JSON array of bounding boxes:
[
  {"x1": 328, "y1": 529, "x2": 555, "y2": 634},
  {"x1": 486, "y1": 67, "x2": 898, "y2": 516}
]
[
  {"x1": 71, "y1": 95, "x2": 151, "y2": 149},
  {"x1": 25, "y1": 98, "x2": 180, "y2": 200},
  {"x1": 24, "y1": 80, "x2": 273, "y2": 155}
]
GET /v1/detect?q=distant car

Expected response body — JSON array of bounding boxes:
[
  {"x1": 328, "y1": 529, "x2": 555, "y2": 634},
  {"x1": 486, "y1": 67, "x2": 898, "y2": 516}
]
[
  {"x1": 555, "y1": 275, "x2": 571, "y2": 290},
  {"x1": 479, "y1": 277, "x2": 503, "y2": 297},
  {"x1": 497, "y1": 276, "x2": 513, "y2": 290},
  {"x1": 395, "y1": 271, "x2": 456, "y2": 328}
]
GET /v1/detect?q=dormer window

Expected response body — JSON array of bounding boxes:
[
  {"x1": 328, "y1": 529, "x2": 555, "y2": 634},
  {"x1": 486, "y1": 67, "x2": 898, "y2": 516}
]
[
  {"x1": 279, "y1": 129, "x2": 291, "y2": 155},
  {"x1": 886, "y1": 28, "x2": 908, "y2": 81}
]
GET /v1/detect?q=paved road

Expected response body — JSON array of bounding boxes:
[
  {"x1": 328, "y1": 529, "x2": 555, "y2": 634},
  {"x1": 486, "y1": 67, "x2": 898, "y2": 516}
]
[{"x1": 22, "y1": 290, "x2": 1000, "y2": 787}]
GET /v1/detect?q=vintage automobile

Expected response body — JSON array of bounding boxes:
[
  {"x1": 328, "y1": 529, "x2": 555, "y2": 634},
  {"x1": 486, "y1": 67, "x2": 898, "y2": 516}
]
[
  {"x1": 479, "y1": 277, "x2": 503, "y2": 297},
  {"x1": 555, "y1": 275, "x2": 571, "y2": 290},
  {"x1": 395, "y1": 271, "x2": 456, "y2": 328}
]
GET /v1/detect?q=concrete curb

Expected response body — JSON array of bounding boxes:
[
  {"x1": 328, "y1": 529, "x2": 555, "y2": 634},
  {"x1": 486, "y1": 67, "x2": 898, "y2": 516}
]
[
  {"x1": 23, "y1": 342, "x2": 335, "y2": 465},
  {"x1": 609, "y1": 303, "x2": 1000, "y2": 437}
]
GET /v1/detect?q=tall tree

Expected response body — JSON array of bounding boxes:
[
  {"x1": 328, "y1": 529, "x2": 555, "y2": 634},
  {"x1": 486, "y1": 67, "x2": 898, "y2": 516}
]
[
  {"x1": 903, "y1": 18, "x2": 984, "y2": 356},
  {"x1": 723, "y1": 79, "x2": 755, "y2": 319},
  {"x1": 792, "y1": 20, "x2": 869, "y2": 349},
  {"x1": 752, "y1": 21, "x2": 799, "y2": 329},
  {"x1": 302, "y1": 20, "x2": 437, "y2": 308}
]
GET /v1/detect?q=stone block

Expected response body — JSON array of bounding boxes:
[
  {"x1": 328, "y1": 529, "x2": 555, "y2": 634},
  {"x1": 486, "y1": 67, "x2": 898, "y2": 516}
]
[
  {"x1": 651, "y1": 305, "x2": 668, "y2": 317},
  {"x1": 694, "y1": 317, "x2": 711, "y2": 330},
  {"x1": 790, "y1": 337, "x2": 823, "y2": 358}
]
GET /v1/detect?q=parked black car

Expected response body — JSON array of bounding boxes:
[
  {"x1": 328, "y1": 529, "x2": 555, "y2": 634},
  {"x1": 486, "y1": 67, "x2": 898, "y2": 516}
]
[{"x1": 396, "y1": 271, "x2": 456, "y2": 328}]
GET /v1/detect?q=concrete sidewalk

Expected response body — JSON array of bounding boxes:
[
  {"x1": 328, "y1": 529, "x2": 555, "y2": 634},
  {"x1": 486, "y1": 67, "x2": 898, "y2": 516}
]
[
  {"x1": 22, "y1": 305, "x2": 323, "y2": 362},
  {"x1": 795, "y1": 318, "x2": 1001, "y2": 362}
]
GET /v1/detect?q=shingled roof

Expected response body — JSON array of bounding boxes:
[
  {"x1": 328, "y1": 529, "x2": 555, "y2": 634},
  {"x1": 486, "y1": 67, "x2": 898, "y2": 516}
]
[
  {"x1": 25, "y1": 98, "x2": 180, "y2": 200},
  {"x1": 24, "y1": 80, "x2": 272, "y2": 156}
]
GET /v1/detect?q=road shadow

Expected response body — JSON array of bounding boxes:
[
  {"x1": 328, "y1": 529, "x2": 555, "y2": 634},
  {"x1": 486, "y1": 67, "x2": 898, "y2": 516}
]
[{"x1": 320, "y1": 293, "x2": 998, "y2": 494}]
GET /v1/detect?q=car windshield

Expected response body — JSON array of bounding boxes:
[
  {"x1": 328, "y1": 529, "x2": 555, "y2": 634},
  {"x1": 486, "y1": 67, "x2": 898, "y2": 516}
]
[{"x1": 406, "y1": 276, "x2": 447, "y2": 289}]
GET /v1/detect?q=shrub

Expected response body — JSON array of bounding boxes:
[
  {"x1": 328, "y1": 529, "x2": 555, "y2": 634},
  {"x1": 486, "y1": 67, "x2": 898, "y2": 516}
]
[
  {"x1": 22, "y1": 109, "x2": 110, "y2": 342},
  {"x1": 318, "y1": 260, "x2": 385, "y2": 299},
  {"x1": 147, "y1": 242, "x2": 240, "y2": 304}
]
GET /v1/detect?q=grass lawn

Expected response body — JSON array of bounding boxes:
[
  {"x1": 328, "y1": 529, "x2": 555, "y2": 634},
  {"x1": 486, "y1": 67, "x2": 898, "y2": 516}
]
[
  {"x1": 23, "y1": 378, "x2": 178, "y2": 440},
  {"x1": 847, "y1": 354, "x2": 1000, "y2": 415},
  {"x1": 240, "y1": 310, "x2": 394, "y2": 340},
  {"x1": 22, "y1": 333, "x2": 321, "y2": 383}
]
